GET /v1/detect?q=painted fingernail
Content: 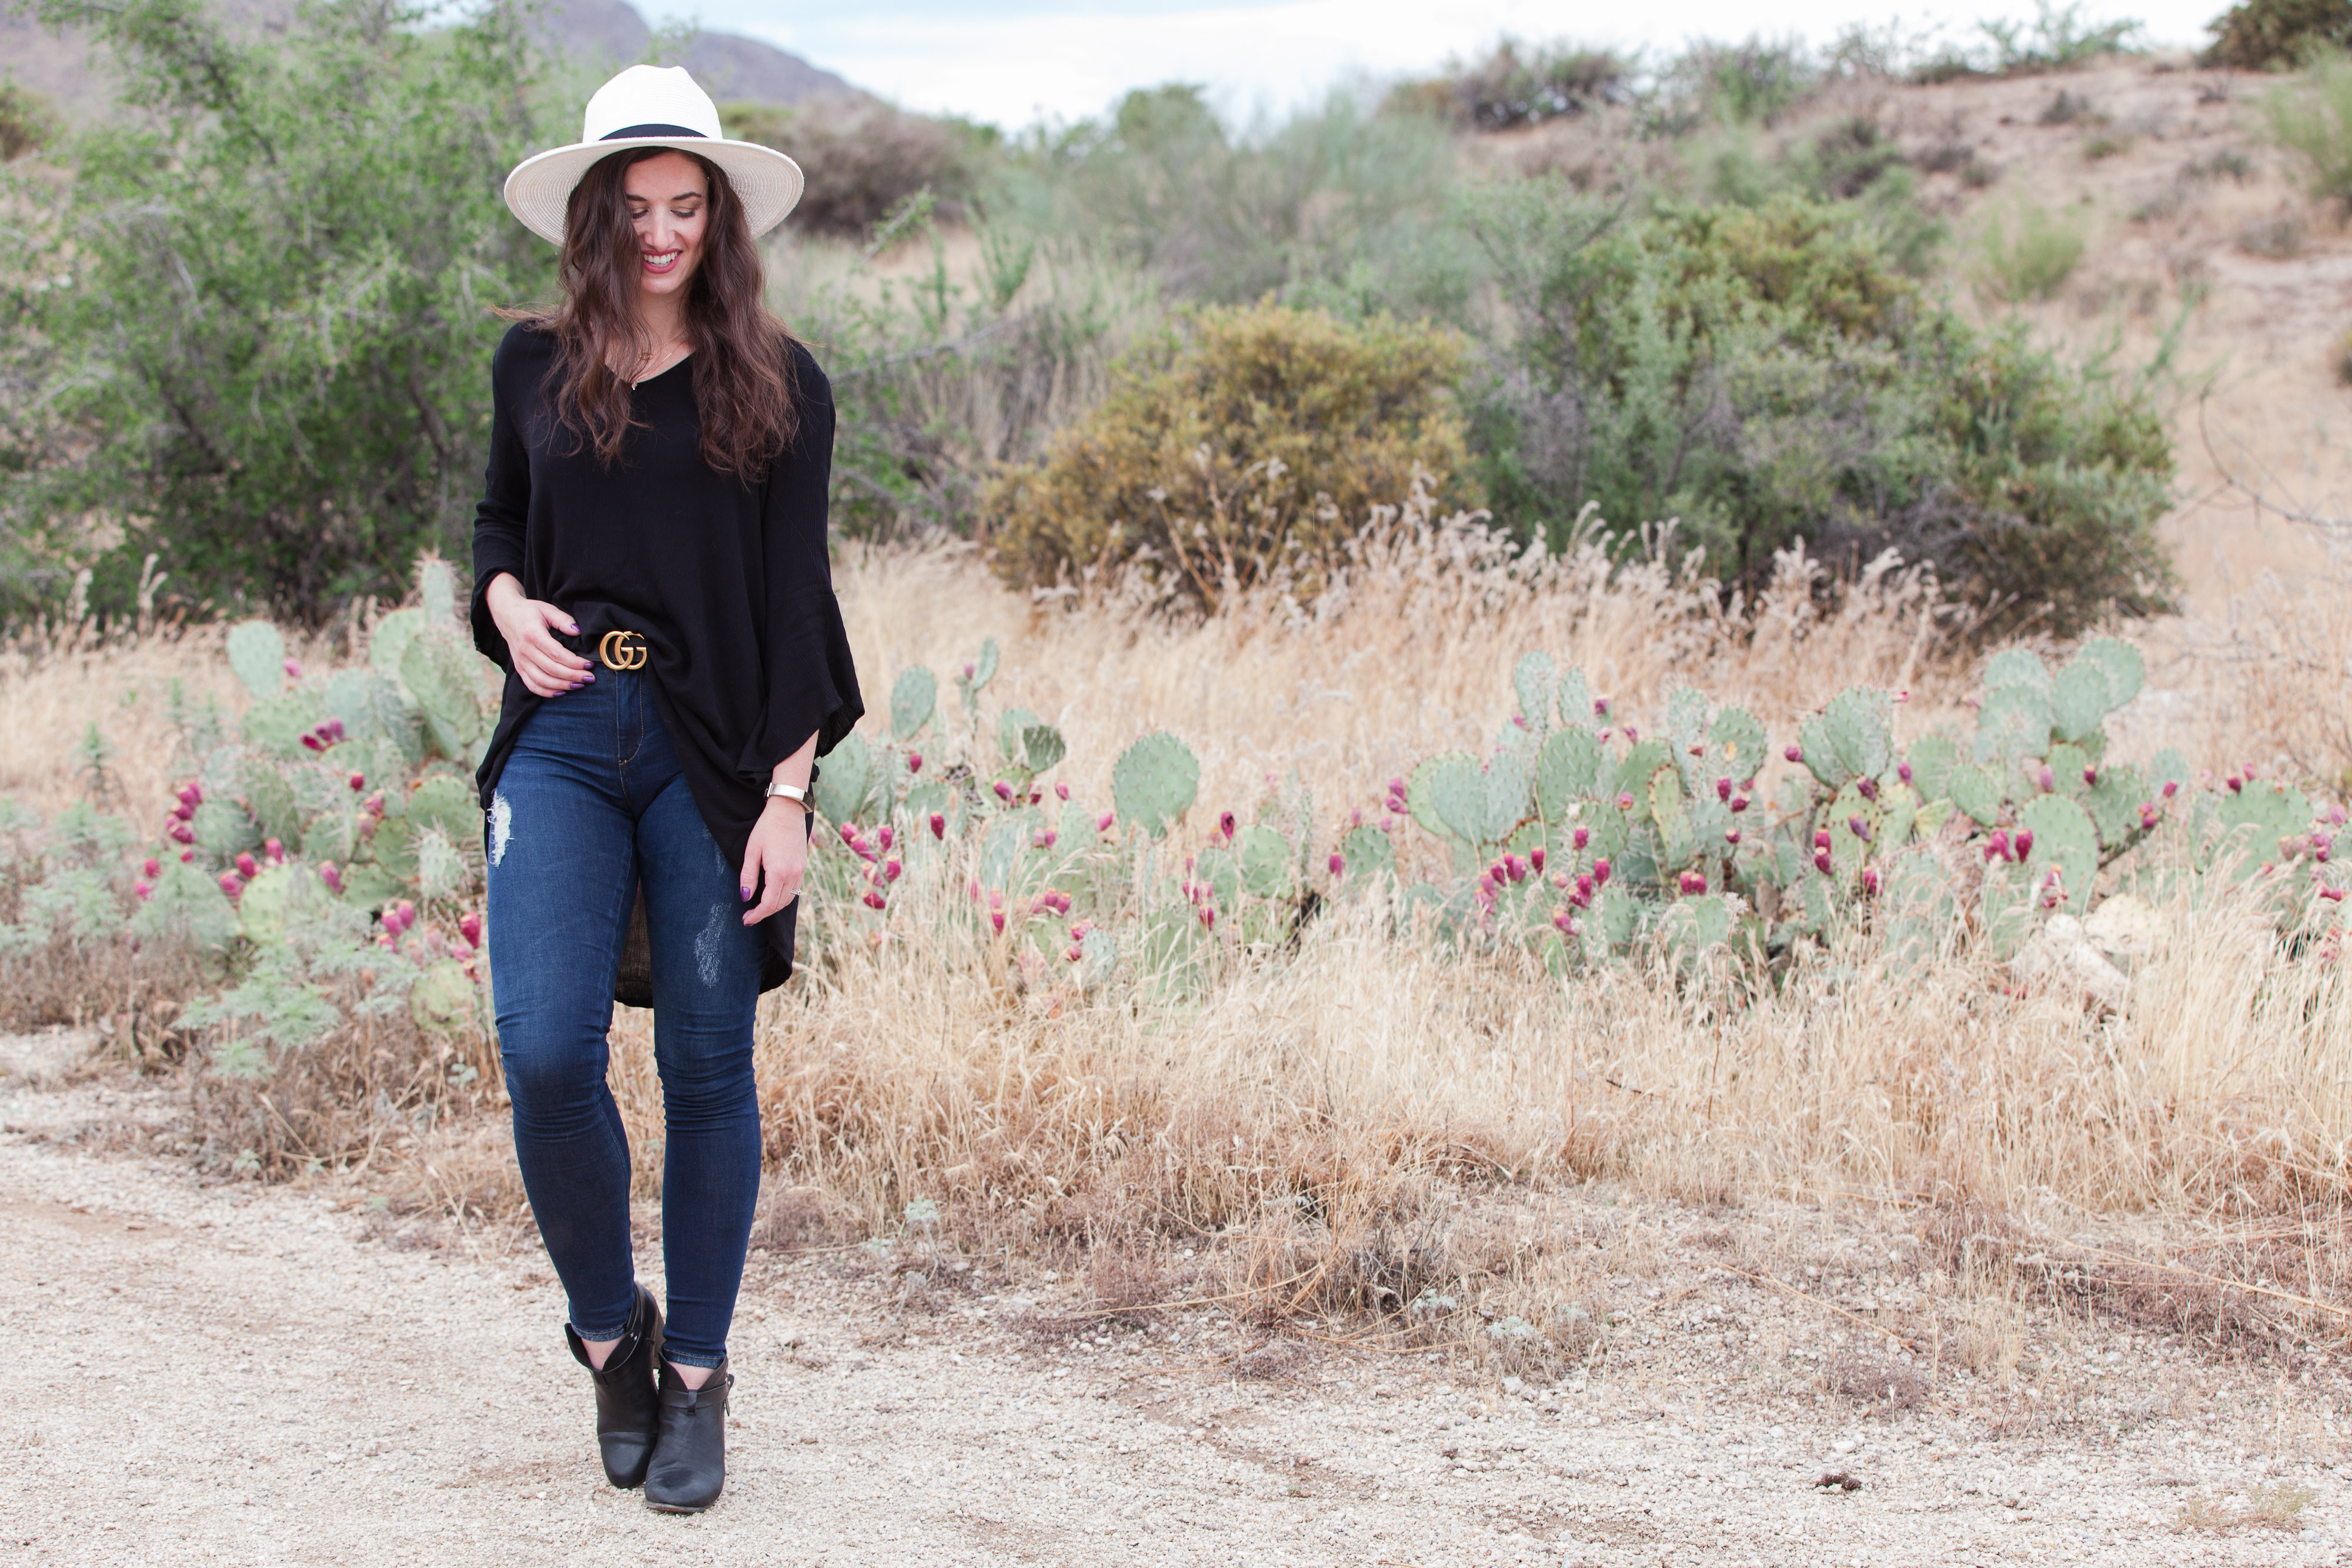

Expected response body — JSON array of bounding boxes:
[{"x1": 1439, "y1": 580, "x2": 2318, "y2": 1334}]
[
  {"x1": 566, "y1": 624, "x2": 580, "y2": 634},
  {"x1": 740, "y1": 885, "x2": 753, "y2": 900}
]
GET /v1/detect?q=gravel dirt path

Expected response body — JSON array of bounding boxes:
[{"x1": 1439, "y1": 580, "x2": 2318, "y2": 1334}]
[{"x1": 4, "y1": 1027, "x2": 2347, "y2": 1568}]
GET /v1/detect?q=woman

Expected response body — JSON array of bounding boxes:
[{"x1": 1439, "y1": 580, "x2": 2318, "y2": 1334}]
[{"x1": 471, "y1": 64, "x2": 860, "y2": 1513}]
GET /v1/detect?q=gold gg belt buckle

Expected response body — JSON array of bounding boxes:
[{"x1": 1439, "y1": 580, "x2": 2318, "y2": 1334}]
[{"x1": 597, "y1": 630, "x2": 648, "y2": 671}]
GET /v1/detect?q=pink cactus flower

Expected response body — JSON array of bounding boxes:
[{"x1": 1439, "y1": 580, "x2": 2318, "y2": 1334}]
[
  {"x1": 1505, "y1": 855, "x2": 1527, "y2": 883},
  {"x1": 1033, "y1": 829, "x2": 1057, "y2": 850},
  {"x1": 395, "y1": 899, "x2": 416, "y2": 930},
  {"x1": 1785, "y1": 745, "x2": 1803, "y2": 764},
  {"x1": 1856, "y1": 778, "x2": 1877, "y2": 803},
  {"x1": 1572, "y1": 827, "x2": 1590, "y2": 851},
  {"x1": 1055, "y1": 781, "x2": 1070, "y2": 801},
  {"x1": 1716, "y1": 777, "x2": 1732, "y2": 801},
  {"x1": 1552, "y1": 908, "x2": 1577, "y2": 935},
  {"x1": 168, "y1": 820, "x2": 195, "y2": 845},
  {"x1": 283, "y1": 658, "x2": 302, "y2": 679},
  {"x1": 1725, "y1": 828, "x2": 1741, "y2": 845},
  {"x1": 990, "y1": 910, "x2": 1005, "y2": 934},
  {"x1": 2037, "y1": 765, "x2": 2056, "y2": 792},
  {"x1": 1198, "y1": 906, "x2": 1215, "y2": 930},
  {"x1": 1812, "y1": 850, "x2": 1832, "y2": 874},
  {"x1": 326, "y1": 719, "x2": 345, "y2": 741},
  {"x1": 2323, "y1": 885, "x2": 2347, "y2": 902},
  {"x1": 1847, "y1": 816, "x2": 1871, "y2": 842},
  {"x1": 907, "y1": 751, "x2": 923, "y2": 774},
  {"x1": 1593, "y1": 698, "x2": 1609, "y2": 717},
  {"x1": 1066, "y1": 945, "x2": 1084, "y2": 962},
  {"x1": 1862, "y1": 868, "x2": 1881, "y2": 897},
  {"x1": 1350, "y1": 806, "x2": 1364, "y2": 828},
  {"x1": 179, "y1": 850, "x2": 195, "y2": 863},
  {"x1": 1529, "y1": 846, "x2": 1546, "y2": 874},
  {"x1": 877, "y1": 825, "x2": 894, "y2": 852},
  {"x1": 1322, "y1": 851, "x2": 1342, "y2": 878},
  {"x1": 176, "y1": 783, "x2": 202, "y2": 808},
  {"x1": 883, "y1": 858, "x2": 903, "y2": 883},
  {"x1": 141, "y1": 858, "x2": 161, "y2": 878},
  {"x1": 2083, "y1": 766, "x2": 2099, "y2": 787},
  {"x1": 1897, "y1": 762, "x2": 1913, "y2": 785},
  {"x1": 1512, "y1": 713, "x2": 1528, "y2": 730},
  {"x1": 1593, "y1": 858, "x2": 1611, "y2": 887},
  {"x1": 302, "y1": 734, "x2": 325, "y2": 752},
  {"x1": 2014, "y1": 828, "x2": 2034, "y2": 859},
  {"x1": 863, "y1": 890, "x2": 887, "y2": 911},
  {"x1": 962, "y1": 662, "x2": 975, "y2": 680},
  {"x1": 459, "y1": 911, "x2": 482, "y2": 947},
  {"x1": 235, "y1": 853, "x2": 259, "y2": 880},
  {"x1": 2162, "y1": 780, "x2": 2179, "y2": 798},
  {"x1": 1623, "y1": 726, "x2": 1639, "y2": 744},
  {"x1": 1094, "y1": 811, "x2": 1114, "y2": 834},
  {"x1": 1678, "y1": 870, "x2": 1706, "y2": 895},
  {"x1": 320, "y1": 862, "x2": 345, "y2": 895},
  {"x1": 219, "y1": 873, "x2": 242, "y2": 898},
  {"x1": 172, "y1": 801, "x2": 193, "y2": 822},
  {"x1": 2227, "y1": 775, "x2": 2243, "y2": 794},
  {"x1": 1615, "y1": 792, "x2": 1633, "y2": 811},
  {"x1": 133, "y1": 880, "x2": 153, "y2": 901},
  {"x1": 1814, "y1": 828, "x2": 1832, "y2": 850},
  {"x1": 264, "y1": 838, "x2": 285, "y2": 863},
  {"x1": 994, "y1": 780, "x2": 1014, "y2": 803},
  {"x1": 1730, "y1": 796, "x2": 1749, "y2": 813},
  {"x1": 1893, "y1": 690, "x2": 1910, "y2": 704},
  {"x1": 932, "y1": 813, "x2": 948, "y2": 840},
  {"x1": 1218, "y1": 811, "x2": 1235, "y2": 841}
]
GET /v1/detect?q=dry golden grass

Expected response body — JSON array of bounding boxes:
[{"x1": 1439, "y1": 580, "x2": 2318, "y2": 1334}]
[{"x1": 6, "y1": 523, "x2": 2350, "y2": 1350}]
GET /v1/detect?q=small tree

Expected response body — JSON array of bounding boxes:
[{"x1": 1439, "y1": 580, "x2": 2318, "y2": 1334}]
[{"x1": 2, "y1": 0, "x2": 560, "y2": 624}]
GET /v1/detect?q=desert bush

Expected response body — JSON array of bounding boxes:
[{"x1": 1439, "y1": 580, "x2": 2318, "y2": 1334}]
[
  {"x1": 724, "y1": 98, "x2": 994, "y2": 237},
  {"x1": 2267, "y1": 52, "x2": 2352, "y2": 211},
  {"x1": 1385, "y1": 39, "x2": 1633, "y2": 130},
  {"x1": 987, "y1": 301, "x2": 1471, "y2": 607},
  {"x1": 1973, "y1": 203, "x2": 2089, "y2": 302},
  {"x1": 0, "y1": 78, "x2": 55, "y2": 163},
  {"x1": 1653, "y1": 35, "x2": 1826, "y2": 131},
  {"x1": 0, "y1": 0, "x2": 556, "y2": 626},
  {"x1": 1464, "y1": 184, "x2": 2171, "y2": 634},
  {"x1": 1913, "y1": 1, "x2": 2144, "y2": 81},
  {"x1": 988, "y1": 84, "x2": 1466, "y2": 310},
  {"x1": 2204, "y1": 0, "x2": 2352, "y2": 70}
]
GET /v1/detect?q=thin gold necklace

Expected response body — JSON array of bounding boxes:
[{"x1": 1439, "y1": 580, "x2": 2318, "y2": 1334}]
[{"x1": 630, "y1": 337, "x2": 690, "y2": 390}]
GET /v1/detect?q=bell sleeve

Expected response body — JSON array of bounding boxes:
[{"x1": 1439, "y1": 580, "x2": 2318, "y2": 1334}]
[
  {"x1": 469, "y1": 325, "x2": 534, "y2": 673},
  {"x1": 756, "y1": 343, "x2": 864, "y2": 771}
]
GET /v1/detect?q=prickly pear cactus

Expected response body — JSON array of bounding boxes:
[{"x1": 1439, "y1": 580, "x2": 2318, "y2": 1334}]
[
  {"x1": 890, "y1": 666, "x2": 938, "y2": 741},
  {"x1": 400, "y1": 633, "x2": 489, "y2": 763},
  {"x1": 1512, "y1": 652, "x2": 1556, "y2": 737},
  {"x1": 1535, "y1": 728, "x2": 1608, "y2": 820},
  {"x1": 1112, "y1": 732, "x2": 1198, "y2": 839},
  {"x1": 1555, "y1": 667, "x2": 1595, "y2": 731},
  {"x1": 2015, "y1": 794, "x2": 2100, "y2": 911},
  {"x1": 418, "y1": 557, "x2": 459, "y2": 624},
  {"x1": 1411, "y1": 749, "x2": 1530, "y2": 852},
  {"x1": 957, "y1": 637, "x2": 1000, "y2": 720},
  {"x1": 813, "y1": 731, "x2": 877, "y2": 824},
  {"x1": 225, "y1": 621, "x2": 288, "y2": 700}
]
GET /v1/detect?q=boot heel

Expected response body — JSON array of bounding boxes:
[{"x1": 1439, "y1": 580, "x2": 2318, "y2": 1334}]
[
  {"x1": 564, "y1": 1285, "x2": 663, "y2": 1489},
  {"x1": 643, "y1": 1358, "x2": 731, "y2": 1513}
]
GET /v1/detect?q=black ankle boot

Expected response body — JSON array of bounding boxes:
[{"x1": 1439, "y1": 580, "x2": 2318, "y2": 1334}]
[
  {"x1": 643, "y1": 1358, "x2": 731, "y2": 1513},
  {"x1": 564, "y1": 1284, "x2": 664, "y2": 1489}
]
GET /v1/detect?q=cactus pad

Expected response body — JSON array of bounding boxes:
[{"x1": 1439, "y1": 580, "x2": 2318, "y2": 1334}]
[
  {"x1": 2075, "y1": 636, "x2": 2144, "y2": 708},
  {"x1": 1339, "y1": 824, "x2": 1397, "y2": 882},
  {"x1": 1823, "y1": 688, "x2": 1892, "y2": 783},
  {"x1": 813, "y1": 731, "x2": 877, "y2": 824},
  {"x1": 1512, "y1": 652, "x2": 1556, "y2": 737},
  {"x1": 2049, "y1": 660, "x2": 2115, "y2": 744},
  {"x1": 1706, "y1": 706, "x2": 1768, "y2": 778},
  {"x1": 1412, "y1": 749, "x2": 1532, "y2": 850},
  {"x1": 1945, "y1": 761, "x2": 2003, "y2": 828},
  {"x1": 1974, "y1": 684, "x2": 2052, "y2": 764},
  {"x1": 1982, "y1": 647, "x2": 2049, "y2": 693},
  {"x1": 1236, "y1": 825, "x2": 1294, "y2": 899},
  {"x1": 400, "y1": 631, "x2": 489, "y2": 762},
  {"x1": 417, "y1": 557, "x2": 459, "y2": 625},
  {"x1": 225, "y1": 621, "x2": 288, "y2": 700},
  {"x1": 1534, "y1": 728, "x2": 1607, "y2": 820},
  {"x1": 2194, "y1": 781, "x2": 2311, "y2": 880},
  {"x1": 1112, "y1": 733, "x2": 1198, "y2": 839},
  {"x1": 890, "y1": 666, "x2": 938, "y2": 741},
  {"x1": 1555, "y1": 667, "x2": 1595, "y2": 731},
  {"x1": 2016, "y1": 794, "x2": 2100, "y2": 911}
]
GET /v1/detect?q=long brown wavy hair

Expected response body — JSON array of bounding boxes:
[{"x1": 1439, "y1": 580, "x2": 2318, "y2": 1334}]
[{"x1": 532, "y1": 146, "x2": 799, "y2": 477}]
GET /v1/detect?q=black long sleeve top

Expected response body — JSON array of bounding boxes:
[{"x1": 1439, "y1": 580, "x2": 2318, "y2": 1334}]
[{"x1": 469, "y1": 321, "x2": 863, "y2": 988}]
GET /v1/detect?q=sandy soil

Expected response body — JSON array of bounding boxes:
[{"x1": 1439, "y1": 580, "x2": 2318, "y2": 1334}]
[{"x1": 3, "y1": 1026, "x2": 2347, "y2": 1568}]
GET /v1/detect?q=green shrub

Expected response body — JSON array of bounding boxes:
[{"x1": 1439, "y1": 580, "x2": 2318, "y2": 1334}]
[
  {"x1": 987, "y1": 301, "x2": 1471, "y2": 609},
  {"x1": 0, "y1": 78, "x2": 55, "y2": 163},
  {"x1": 2204, "y1": 0, "x2": 2352, "y2": 69},
  {"x1": 724, "y1": 99, "x2": 994, "y2": 238},
  {"x1": 1385, "y1": 39, "x2": 1632, "y2": 130},
  {"x1": 1973, "y1": 204, "x2": 2088, "y2": 302},
  {"x1": 2, "y1": 0, "x2": 556, "y2": 625},
  {"x1": 2267, "y1": 53, "x2": 2352, "y2": 211},
  {"x1": 1463, "y1": 185, "x2": 2174, "y2": 634}
]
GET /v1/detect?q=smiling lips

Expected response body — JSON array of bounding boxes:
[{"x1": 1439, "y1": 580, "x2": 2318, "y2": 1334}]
[{"x1": 642, "y1": 249, "x2": 683, "y2": 275}]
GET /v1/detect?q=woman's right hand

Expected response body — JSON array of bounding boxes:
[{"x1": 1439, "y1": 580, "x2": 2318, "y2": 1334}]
[{"x1": 484, "y1": 573, "x2": 594, "y2": 698}]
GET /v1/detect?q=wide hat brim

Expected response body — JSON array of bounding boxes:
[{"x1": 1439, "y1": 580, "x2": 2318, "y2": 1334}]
[{"x1": 503, "y1": 137, "x2": 804, "y2": 245}]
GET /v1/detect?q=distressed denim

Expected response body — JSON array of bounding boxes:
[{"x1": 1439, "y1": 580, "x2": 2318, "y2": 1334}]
[{"x1": 485, "y1": 670, "x2": 764, "y2": 1368}]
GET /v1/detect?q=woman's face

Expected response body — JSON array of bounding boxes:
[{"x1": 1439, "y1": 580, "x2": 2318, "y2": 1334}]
[{"x1": 622, "y1": 151, "x2": 709, "y2": 307}]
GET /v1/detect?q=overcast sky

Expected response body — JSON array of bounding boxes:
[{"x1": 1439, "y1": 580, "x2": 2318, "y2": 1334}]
[{"x1": 653, "y1": 0, "x2": 2224, "y2": 129}]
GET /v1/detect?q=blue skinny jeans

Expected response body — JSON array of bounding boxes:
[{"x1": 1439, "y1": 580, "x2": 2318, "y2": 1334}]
[{"x1": 484, "y1": 670, "x2": 764, "y2": 1368}]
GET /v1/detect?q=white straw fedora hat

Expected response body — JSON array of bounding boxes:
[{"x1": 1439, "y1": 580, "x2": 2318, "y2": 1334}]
[{"x1": 503, "y1": 65, "x2": 804, "y2": 245}]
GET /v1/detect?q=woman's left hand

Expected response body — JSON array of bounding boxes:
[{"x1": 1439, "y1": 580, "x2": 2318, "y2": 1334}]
[{"x1": 739, "y1": 800, "x2": 809, "y2": 924}]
